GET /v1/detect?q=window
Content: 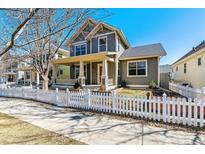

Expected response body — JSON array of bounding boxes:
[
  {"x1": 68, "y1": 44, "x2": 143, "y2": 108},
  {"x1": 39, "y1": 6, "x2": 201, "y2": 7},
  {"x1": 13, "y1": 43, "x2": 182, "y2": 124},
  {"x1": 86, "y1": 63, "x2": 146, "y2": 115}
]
[
  {"x1": 25, "y1": 72, "x2": 30, "y2": 79},
  {"x1": 75, "y1": 66, "x2": 80, "y2": 78},
  {"x1": 74, "y1": 65, "x2": 87, "y2": 79},
  {"x1": 75, "y1": 44, "x2": 86, "y2": 56},
  {"x1": 127, "y1": 60, "x2": 147, "y2": 77},
  {"x1": 58, "y1": 53, "x2": 63, "y2": 58},
  {"x1": 184, "y1": 63, "x2": 187, "y2": 74},
  {"x1": 98, "y1": 36, "x2": 107, "y2": 52},
  {"x1": 176, "y1": 66, "x2": 178, "y2": 71},
  {"x1": 59, "y1": 69, "x2": 63, "y2": 75},
  {"x1": 198, "y1": 57, "x2": 202, "y2": 66}
]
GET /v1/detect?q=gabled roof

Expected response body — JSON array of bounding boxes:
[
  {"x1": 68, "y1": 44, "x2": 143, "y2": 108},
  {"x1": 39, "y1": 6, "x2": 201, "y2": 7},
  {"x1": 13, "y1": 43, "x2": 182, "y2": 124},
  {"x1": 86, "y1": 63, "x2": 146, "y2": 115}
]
[
  {"x1": 68, "y1": 18, "x2": 130, "y2": 48},
  {"x1": 119, "y1": 43, "x2": 167, "y2": 60},
  {"x1": 68, "y1": 18, "x2": 97, "y2": 44},
  {"x1": 172, "y1": 41, "x2": 205, "y2": 65},
  {"x1": 85, "y1": 22, "x2": 130, "y2": 48}
]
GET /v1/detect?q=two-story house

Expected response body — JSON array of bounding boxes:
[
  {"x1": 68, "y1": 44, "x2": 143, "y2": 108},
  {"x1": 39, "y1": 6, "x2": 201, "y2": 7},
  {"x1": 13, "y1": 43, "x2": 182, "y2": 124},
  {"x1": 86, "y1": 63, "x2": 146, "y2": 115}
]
[{"x1": 52, "y1": 18, "x2": 167, "y2": 90}]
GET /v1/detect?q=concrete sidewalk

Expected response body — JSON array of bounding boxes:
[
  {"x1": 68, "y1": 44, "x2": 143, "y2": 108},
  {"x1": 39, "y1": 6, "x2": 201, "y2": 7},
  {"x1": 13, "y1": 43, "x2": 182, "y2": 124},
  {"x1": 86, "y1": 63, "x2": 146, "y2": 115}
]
[{"x1": 0, "y1": 97, "x2": 204, "y2": 145}]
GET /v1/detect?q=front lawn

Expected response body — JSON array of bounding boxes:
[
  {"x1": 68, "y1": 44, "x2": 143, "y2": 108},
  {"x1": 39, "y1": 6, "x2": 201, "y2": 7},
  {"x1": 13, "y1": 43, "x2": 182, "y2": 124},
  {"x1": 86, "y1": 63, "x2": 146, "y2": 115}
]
[
  {"x1": 117, "y1": 88, "x2": 151, "y2": 96},
  {"x1": 0, "y1": 112, "x2": 84, "y2": 145},
  {"x1": 116, "y1": 87, "x2": 182, "y2": 97}
]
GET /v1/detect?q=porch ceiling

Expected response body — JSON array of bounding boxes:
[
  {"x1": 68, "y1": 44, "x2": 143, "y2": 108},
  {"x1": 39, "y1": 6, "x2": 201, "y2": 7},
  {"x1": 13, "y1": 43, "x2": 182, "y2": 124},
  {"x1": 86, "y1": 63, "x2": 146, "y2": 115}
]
[{"x1": 52, "y1": 52, "x2": 116, "y2": 65}]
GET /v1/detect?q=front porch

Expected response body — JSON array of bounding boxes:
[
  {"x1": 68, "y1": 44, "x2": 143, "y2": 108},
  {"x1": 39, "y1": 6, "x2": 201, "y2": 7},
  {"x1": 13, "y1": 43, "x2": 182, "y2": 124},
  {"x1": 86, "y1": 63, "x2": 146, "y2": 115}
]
[{"x1": 52, "y1": 52, "x2": 118, "y2": 91}]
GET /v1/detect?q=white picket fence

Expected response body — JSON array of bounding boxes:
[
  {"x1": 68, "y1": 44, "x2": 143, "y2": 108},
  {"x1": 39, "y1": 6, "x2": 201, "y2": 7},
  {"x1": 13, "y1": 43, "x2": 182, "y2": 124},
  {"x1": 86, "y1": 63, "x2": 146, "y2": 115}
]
[
  {"x1": 0, "y1": 87, "x2": 204, "y2": 128},
  {"x1": 169, "y1": 82, "x2": 205, "y2": 99}
]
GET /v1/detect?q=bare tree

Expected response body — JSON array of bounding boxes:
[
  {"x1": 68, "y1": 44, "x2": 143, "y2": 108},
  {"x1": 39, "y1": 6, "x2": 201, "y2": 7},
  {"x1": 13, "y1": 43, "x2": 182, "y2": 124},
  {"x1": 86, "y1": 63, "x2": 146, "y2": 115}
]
[
  {"x1": 0, "y1": 8, "x2": 39, "y2": 58},
  {"x1": 10, "y1": 8, "x2": 108, "y2": 90}
]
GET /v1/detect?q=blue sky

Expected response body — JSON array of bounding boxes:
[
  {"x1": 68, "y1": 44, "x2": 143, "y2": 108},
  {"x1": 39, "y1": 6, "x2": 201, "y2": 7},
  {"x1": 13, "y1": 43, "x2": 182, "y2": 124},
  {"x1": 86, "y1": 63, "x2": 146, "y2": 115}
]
[{"x1": 104, "y1": 9, "x2": 205, "y2": 65}]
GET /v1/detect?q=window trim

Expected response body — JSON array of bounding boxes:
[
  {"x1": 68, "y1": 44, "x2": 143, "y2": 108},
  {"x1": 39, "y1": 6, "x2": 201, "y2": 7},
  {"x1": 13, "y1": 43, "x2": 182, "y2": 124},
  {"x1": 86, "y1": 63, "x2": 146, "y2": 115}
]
[
  {"x1": 198, "y1": 57, "x2": 202, "y2": 66},
  {"x1": 98, "y1": 36, "x2": 107, "y2": 52},
  {"x1": 74, "y1": 43, "x2": 87, "y2": 56},
  {"x1": 184, "y1": 63, "x2": 187, "y2": 74},
  {"x1": 127, "y1": 60, "x2": 148, "y2": 77}
]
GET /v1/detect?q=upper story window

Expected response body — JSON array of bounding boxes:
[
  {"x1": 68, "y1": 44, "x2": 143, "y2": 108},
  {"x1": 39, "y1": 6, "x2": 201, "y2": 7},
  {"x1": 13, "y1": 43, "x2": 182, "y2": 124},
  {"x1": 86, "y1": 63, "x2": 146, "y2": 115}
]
[
  {"x1": 176, "y1": 66, "x2": 178, "y2": 71},
  {"x1": 127, "y1": 60, "x2": 147, "y2": 77},
  {"x1": 184, "y1": 63, "x2": 187, "y2": 74},
  {"x1": 58, "y1": 53, "x2": 63, "y2": 58},
  {"x1": 75, "y1": 44, "x2": 86, "y2": 56},
  {"x1": 198, "y1": 57, "x2": 202, "y2": 66},
  {"x1": 98, "y1": 36, "x2": 107, "y2": 52}
]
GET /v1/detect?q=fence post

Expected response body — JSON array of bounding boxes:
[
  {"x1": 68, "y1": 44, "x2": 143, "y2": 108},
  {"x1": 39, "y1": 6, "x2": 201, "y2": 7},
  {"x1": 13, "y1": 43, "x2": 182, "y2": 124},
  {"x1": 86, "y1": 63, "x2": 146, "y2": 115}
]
[
  {"x1": 163, "y1": 93, "x2": 167, "y2": 123},
  {"x1": 111, "y1": 90, "x2": 116, "y2": 114},
  {"x1": 36, "y1": 87, "x2": 39, "y2": 100},
  {"x1": 87, "y1": 89, "x2": 91, "y2": 109},
  {"x1": 55, "y1": 88, "x2": 59, "y2": 105},
  {"x1": 66, "y1": 88, "x2": 69, "y2": 107}
]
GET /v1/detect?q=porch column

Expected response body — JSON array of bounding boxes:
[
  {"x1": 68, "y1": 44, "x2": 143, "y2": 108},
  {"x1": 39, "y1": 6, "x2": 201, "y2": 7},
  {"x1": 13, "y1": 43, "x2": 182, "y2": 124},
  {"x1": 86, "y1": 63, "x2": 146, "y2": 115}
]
[
  {"x1": 36, "y1": 72, "x2": 40, "y2": 86},
  {"x1": 52, "y1": 65, "x2": 58, "y2": 83},
  {"x1": 101, "y1": 59, "x2": 108, "y2": 91},
  {"x1": 114, "y1": 56, "x2": 118, "y2": 86},
  {"x1": 90, "y1": 62, "x2": 92, "y2": 84},
  {"x1": 78, "y1": 61, "x2": 85, "y2": 86}
]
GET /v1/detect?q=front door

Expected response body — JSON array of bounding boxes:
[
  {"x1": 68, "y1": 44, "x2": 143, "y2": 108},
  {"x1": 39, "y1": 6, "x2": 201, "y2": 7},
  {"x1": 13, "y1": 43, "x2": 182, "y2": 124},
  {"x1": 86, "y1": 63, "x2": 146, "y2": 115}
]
[{"x1": 97, "y1": 64, "x2": 103, "y2": 84}]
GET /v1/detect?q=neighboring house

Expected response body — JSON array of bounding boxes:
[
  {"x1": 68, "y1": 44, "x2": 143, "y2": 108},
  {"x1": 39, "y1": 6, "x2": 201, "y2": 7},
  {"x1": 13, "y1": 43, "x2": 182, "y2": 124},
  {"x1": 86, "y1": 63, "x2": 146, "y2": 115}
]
[
  {"x1": 52, "y1": 18, "x2": 167, "y2": 90},
  {"x1": 15, "y1": 47, "x2": 69, "y2": 86},
  {"x1": 171, "y1": 41, "x2": 205, "y2": 89},
  {"x1": 0, "y1": 53, "x2": 18, "y2": 84},
  {"x1": 160, "y1": 64, "x2": 171, "y2": 89}
]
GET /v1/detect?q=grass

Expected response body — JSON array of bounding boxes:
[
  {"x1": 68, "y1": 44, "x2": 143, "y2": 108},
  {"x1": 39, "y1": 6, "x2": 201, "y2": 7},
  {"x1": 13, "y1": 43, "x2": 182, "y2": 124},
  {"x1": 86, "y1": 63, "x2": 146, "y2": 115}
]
[
  {"x1": 117, "y1": 88, "x2": 151, "y2": 96},
  {"x1": 0, "y1": 112, "x2": 85, "y2": 145}
]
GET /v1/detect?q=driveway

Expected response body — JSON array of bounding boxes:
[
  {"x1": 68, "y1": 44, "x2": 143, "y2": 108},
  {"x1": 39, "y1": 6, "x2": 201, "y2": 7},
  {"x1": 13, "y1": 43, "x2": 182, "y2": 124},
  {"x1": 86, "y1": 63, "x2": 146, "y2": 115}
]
[{"x1": 0, "y1": 97, "x2": 204, "y2": 145}]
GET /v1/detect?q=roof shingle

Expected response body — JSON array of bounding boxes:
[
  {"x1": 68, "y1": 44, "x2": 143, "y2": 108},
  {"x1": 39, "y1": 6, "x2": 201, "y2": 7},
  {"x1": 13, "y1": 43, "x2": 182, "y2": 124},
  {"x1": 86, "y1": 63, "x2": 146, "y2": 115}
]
[{"x1": 119, "y1": 43, "x2": 167, "y2": 60}]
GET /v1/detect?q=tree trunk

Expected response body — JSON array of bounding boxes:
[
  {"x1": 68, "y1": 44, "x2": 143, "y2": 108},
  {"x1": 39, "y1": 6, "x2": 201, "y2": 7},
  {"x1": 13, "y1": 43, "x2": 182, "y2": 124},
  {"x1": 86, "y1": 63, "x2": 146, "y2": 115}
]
[{"x1": 42, "y1": 75, "x2": 49, "y2": 91}]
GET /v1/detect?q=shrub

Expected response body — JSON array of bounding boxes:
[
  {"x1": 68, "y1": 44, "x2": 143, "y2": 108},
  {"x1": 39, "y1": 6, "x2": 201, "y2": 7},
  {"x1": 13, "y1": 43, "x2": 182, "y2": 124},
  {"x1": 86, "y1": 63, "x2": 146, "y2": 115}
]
[
  {"x1": 73, "y1": 81, "x2": 82, "y2": 89},
  {"x1": 149, "y1": 80, "x2": 157, "y2": 89},
  {"x1": 120, "y1": 80, "x2": 127, "y2": 87}
]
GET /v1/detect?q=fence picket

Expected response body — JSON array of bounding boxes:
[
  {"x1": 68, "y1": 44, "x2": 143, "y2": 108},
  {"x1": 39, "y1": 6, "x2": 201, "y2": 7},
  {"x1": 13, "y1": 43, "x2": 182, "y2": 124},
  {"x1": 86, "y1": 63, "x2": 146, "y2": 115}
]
[
  {"x1": 133, "y1": 96, "x2": 136, "y2": 117},
  {"x1": 119, "y1": 95, "x2": 122, "y2": 115},
  {"x1": 163, "y1": 93, "x2": 167, "y2": 123},
  {"x1": 177, "y1": 98, "x2": 181, "y2": 124},
  {"x1": 188, "y1": 98, "x2": 192, "y2": 126},
  {"x1": 172, "y1": 97, "x2": 176, "y2": 123},
  {"x1": 129, "y1": 96, "x2": 132, "y2": 116},
  {"x1": 167, "y1": 97, "x2": 170, "y2": 123},
  {"x1": 182, "y1": 98, "x2": 186, "y2": 125},
  {"x1": 153, "y1": 96, "x2": 156, "y2": 120},
  {"x1": 136, "y1": 96, "x2": 139, "y2": 117},
  {"x1": 200, "y1": 98, "x2": 204, "y2": 127},
  {"x1": 149, "y1": 96, "x2": 152, "y2": 120},
  {"x1": 126, "y1": 96, "x2": 128, "y2": 115},
  {"x1": 157, "y1": 97, "x2": 160, "y2": 121},
  {"x1": 145, "y1": 96, "x2": 147, "y2": 119},
  {"x1": 194, "y1": 98, "x2": 198, "y2": 127}
]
